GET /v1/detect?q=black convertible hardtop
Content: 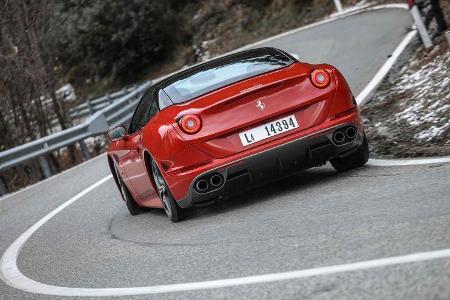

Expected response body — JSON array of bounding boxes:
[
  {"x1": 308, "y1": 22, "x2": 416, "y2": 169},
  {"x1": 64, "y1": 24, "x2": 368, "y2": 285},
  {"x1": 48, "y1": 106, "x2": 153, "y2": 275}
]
[{"x1": 155, "y1": 47, "x2": 296, "y2": 109}]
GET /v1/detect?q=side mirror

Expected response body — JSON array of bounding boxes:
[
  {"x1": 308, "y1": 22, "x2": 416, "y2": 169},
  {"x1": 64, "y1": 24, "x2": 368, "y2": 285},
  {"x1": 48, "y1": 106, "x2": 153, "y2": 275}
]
[{"x1": 108, "y1": 126, "x2": 127, "y2": 142}]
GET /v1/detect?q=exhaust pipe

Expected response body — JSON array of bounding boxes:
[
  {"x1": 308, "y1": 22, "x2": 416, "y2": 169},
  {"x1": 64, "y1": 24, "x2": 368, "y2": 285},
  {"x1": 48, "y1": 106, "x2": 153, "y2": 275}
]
[
  {"x1": 195, "y1": 179, "x2": 208, "y2": 193},
  {"x1": 333, "y1": 131, "x2": 345, "y2": 144},
  {"x1": 345, "y1": 126, "x2": 357, "y2": 140},
  {"x1": 210, "y1": 174, "x2": 223, "y2": 187}
]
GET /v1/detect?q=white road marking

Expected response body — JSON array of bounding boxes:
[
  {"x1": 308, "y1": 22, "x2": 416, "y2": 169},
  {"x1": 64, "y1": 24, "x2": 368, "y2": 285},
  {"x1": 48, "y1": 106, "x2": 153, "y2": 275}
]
[
  {"x1": 368, "y1": 157, "x2": 450, "y2": 166},
  {"x1": 1, "y1": 157, "x2": 449, "y2": 297},
  {"x1": 1, "y1": 173, "x2": 450, "y2": 297},
  {"x1": 1, "y1": 3, "x2": 449, "y2": 297},
  {"x1": 355, "y1": 29, "x2": 418, "y2": 105}
]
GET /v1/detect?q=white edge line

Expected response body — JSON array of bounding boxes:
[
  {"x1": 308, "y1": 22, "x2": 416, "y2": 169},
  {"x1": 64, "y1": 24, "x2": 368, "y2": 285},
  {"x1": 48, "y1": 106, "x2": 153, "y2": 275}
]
[
  {"x1": 0, "y1": 159, "x2": 449, "y2": 298},
  {"x1": 368, "y1": 157, "x2": 450, "y2": 166},
  {"x1": 2, "y1": 3, "x2": 450, "y2": 298},
  {"x1": 355, "y1": 29, "x2": 418, "y2": 105},
  {"x1": 0, "y1": 175, "x2": 112, "y2": 293},
  {"x1": 1, "y1": 154, "x2": 449, "y2": 297},
  {"x1": 2, "y1": 173, "x2": 450, "y2": 297}
]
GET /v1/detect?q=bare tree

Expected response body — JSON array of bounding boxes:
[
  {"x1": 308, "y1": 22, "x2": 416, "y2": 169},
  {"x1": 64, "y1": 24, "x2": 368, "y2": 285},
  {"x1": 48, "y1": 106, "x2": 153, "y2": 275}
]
[{"x1": 0, "y1": 0, "x2": 79, "y2": 191}]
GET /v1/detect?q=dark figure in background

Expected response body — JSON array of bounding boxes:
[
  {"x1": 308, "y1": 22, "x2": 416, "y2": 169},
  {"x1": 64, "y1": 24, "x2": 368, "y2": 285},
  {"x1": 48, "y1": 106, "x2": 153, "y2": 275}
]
[
  {"x1": 429, "y1": 0, "x2": 447, "y2": 31},
  {"x1": 417, "y1": 0, "x2": 448, "y2": 32}
]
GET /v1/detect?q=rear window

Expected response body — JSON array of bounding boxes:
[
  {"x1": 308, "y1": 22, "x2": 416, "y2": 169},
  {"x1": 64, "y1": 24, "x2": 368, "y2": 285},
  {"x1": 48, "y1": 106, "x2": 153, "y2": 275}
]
[{"x1": 159, "y1": 49, "x2": 293, "y2": 109}]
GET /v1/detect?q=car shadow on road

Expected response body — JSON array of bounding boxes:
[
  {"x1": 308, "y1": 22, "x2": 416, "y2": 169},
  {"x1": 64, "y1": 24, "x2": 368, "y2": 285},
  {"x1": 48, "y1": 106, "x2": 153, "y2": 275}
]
[
  {"x1": 109, "y1": 165, "x2": 371, "y2": 246},
  {"x1": 179, "y1": 164, "x2": 353, "y2": 221},
  {"x1": 131, "y1": 164, "x2": 371, "y2": 222}
]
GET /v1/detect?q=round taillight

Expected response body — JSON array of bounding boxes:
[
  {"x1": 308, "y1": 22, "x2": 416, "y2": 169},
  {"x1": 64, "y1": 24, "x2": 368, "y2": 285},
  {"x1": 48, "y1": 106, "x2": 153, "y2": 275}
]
[
  {"x1": 179, "y1": 114, "x2": 202, "y2": 134},
  {"x1": 311, "y1": 69, "x2": 331, "y2": 88}
]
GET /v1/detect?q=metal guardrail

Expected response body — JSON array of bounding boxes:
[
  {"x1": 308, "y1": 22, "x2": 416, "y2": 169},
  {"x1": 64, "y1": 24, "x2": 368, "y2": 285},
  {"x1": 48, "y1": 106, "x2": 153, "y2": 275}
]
[
  {"x1": 47, "y1": 85, "x2": 139, "y2": 128},
  {"x1": 0, "y1": 81, "x2": 151, "y2": 194},
  {"x1": 5, "y1": 86, "x2": 140, "y2": 133},
  {"x1": 68, "y1": 85, "x2": 139, "y2": 120}
]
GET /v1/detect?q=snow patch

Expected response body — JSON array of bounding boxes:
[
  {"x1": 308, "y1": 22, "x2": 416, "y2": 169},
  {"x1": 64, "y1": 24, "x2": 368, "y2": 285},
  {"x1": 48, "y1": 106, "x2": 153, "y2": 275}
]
[{"x1": 374, "y1": 49, "x2": 450, "y2": 141}]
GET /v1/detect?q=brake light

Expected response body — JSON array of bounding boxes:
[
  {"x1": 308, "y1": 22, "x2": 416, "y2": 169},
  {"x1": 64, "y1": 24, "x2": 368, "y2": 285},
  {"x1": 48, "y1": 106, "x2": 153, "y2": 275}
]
[
  {"x1": 179, "y1": 114, "x2": 202, "y2": 134},
  {"x1": 311, "y1": 69, "x2": 331, "y2": 88}
]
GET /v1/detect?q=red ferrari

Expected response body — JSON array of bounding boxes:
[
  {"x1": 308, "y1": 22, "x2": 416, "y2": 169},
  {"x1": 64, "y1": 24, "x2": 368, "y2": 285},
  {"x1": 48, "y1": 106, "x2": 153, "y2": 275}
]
[{"x1": 107, "y1": 47, "x2": 369, "y2": 222}]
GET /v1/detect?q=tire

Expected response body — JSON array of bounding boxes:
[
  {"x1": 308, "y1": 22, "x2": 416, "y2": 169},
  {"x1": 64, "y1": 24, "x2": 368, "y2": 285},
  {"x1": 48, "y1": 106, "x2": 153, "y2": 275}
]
[
  {"x1": 115, "y1": 165, "x2": 142, "y2": 216},
  {"x1": 151, "y1": 160, "x2": 184, "y2": 222},
  {"x1": 331, "y1": 134, "x2": 369, "y2": 172}
]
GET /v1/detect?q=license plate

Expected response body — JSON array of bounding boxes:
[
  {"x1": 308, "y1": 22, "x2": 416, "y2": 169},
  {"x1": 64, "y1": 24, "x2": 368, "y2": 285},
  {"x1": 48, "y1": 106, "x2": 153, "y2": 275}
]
[{"x1": 239, "y1": 115, "x2": 299, "y2": 146}]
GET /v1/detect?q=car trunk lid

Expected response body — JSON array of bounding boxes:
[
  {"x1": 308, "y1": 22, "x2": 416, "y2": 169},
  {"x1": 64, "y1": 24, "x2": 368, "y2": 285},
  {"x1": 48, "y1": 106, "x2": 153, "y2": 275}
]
[{"x1": 163, "y1": 63, "x2": 336, "y2": 158}]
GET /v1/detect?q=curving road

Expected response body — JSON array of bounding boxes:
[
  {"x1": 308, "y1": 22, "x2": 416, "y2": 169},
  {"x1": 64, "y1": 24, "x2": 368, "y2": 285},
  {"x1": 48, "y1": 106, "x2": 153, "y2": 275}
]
[{"x1": 2, "y1": 6, "x2": 450, "y2": 299}]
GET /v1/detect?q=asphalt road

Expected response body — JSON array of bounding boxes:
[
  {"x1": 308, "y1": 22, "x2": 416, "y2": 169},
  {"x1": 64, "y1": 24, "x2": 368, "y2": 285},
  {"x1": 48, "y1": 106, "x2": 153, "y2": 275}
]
[{"x1": 3, "y1": 6, "x2": 449, "y2": 300}]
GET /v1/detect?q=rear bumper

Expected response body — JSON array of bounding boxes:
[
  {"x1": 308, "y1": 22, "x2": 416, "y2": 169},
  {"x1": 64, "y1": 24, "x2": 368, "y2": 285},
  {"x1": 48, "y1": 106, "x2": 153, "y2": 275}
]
[{"x1": 175, "y1": 112, "x2": 364, "y2": 208}]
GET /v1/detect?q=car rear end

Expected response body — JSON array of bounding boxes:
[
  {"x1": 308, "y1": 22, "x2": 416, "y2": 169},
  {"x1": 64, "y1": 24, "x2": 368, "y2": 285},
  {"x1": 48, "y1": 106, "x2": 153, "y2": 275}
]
[{"x1": 153, "y1": 48, "x2": 365, "y2": 207}]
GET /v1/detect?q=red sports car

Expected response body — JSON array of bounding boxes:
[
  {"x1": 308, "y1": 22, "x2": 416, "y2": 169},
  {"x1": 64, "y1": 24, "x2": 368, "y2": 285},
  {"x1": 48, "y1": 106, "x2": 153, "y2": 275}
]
[{"x1": 107, "y1": 47, "x2": 369, "y2": 222}]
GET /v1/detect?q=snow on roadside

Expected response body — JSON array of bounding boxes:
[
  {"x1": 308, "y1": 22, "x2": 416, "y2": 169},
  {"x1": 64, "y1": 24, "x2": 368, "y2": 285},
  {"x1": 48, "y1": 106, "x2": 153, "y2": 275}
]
[
  {"x1": 391, "y1": 51, "x2": 450, "y2": 141},
  {"x1": 362, "y1": 43, "x2": 450, "y2": 158}
]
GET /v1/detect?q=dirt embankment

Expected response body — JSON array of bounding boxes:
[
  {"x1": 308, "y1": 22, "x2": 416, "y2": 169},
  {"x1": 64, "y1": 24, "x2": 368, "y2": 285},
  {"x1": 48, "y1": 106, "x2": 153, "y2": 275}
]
[{"x1": 361, "y1": 38, "x2": 450, "y2": 158}]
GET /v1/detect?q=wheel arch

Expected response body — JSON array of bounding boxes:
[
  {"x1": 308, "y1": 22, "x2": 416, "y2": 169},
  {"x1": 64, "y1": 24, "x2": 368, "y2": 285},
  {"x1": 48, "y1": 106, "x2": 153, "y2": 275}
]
[
  {"x1": 143, "y1": 151, "x2": 158, "y2": 193},
  {"x1": 107, "y1": 154, "x2": 123, "y2": 199}
]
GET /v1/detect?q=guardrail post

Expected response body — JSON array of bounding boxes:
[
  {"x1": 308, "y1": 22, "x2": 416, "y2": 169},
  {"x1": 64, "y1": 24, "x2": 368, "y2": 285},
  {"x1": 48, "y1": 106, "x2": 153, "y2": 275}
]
[
  {"x1": 79, "y1": 139, "x2": 91, "y2": 161},
  {"x1": 128, "y1": 84, "x2": 137, "y2": 93},
  {"x1": 129, "y1": 92, "x2": 137, "y2": 104},
  {"x1": 87, "y1": 100, "x2": 94, "y2": 115},
  {"x1": 106, "y1": 93, "x2": 112, "y2": 105},
  {"x1": 0, "y1": 177, "x2": 7, "y2": 196},
  {"x1": 408, "y1": 0, "x2": 433, "y2": 48},
  {"x1": 333, "y1": 0, "x2": 343, "y2": 13},
  {"x1": 38, "y1": 156, "x2": 52, "y2": 178}
]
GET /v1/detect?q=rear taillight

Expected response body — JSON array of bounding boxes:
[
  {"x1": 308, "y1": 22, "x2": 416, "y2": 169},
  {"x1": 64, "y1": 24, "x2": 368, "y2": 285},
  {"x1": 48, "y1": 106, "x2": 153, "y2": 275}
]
[
  {"x1": 179, "y1": 114, "x2": 202, "y2": 134},
  {"x1": 311, "y1": 69, "x2": 331, "y2": 88}
]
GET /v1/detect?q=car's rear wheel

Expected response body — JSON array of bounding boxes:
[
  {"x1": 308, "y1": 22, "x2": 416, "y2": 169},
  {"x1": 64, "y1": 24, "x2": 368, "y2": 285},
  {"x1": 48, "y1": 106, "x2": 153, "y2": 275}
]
[
  {"x1": 331, "y1": 134, "x2": 369, "y2": 172},
  {"x1": 115, "y1": 165, "x2": 142, "y2": 216},
  {"x1": 151, "y1": 160, "x2": 184, "y2": 222}
]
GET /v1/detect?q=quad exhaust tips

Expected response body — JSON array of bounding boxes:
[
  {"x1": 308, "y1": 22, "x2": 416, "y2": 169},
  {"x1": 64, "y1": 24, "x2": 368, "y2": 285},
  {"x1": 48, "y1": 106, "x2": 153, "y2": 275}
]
[
  {"x1": 332, "y1": 126, "x2": 357, "y2": 145},
  {"x1": 194, "y1": 173, "x2": 224, "y2": 193}
]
